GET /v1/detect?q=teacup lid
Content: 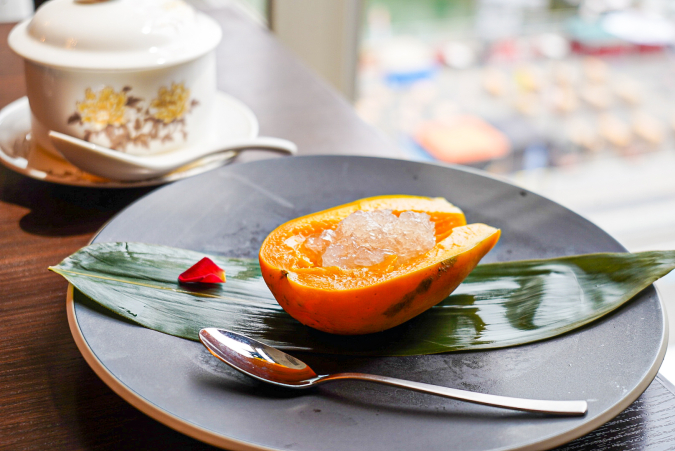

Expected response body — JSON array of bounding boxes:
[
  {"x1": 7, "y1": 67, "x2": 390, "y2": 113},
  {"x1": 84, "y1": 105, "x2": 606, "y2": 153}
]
[{"x1": 8, "y1": 0, "x2": 222, "y2": 70}]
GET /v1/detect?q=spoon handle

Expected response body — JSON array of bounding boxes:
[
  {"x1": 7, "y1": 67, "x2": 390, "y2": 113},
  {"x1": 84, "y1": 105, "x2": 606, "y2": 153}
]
[
  {"x1": 222, "y1": 136, "x2": 298, "y2": 154},
  {"x1": 319, "y1": 373, "x2": 587, "y2": 416}
]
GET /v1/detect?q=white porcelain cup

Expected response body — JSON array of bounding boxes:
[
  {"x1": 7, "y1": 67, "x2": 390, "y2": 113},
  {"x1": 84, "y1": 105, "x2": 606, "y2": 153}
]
[{"x1": 9, "y1": 0, "x2": 222, "y2": 157}]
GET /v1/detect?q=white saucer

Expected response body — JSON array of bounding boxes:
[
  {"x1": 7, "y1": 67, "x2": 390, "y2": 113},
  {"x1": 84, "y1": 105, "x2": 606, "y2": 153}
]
[{"x1": 0, "y1": 92, "x2": 259, "y2": 188}]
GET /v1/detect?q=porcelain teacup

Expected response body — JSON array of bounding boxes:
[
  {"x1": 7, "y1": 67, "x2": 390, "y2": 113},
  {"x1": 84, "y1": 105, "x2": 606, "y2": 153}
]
[{"x1": 9, "y1": 0, "x2": 222, "y2": 158}]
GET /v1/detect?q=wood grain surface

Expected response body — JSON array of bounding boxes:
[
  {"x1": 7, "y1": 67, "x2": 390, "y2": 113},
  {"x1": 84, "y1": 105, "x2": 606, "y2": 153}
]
[{"x1": 1, "y1": 6, "x2": 674, "y2": 450}]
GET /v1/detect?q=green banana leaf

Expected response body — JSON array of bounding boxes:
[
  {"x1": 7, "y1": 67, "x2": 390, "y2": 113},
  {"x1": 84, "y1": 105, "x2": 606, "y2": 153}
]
[{"x1": 51, "y1": 242, "x2": 675, "y2": 356}]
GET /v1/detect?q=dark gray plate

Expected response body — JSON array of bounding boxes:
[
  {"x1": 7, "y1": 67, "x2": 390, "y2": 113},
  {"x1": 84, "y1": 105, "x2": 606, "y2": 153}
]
[{"x1": 69, "y1": 156, "x2": 666, "y2": 451}]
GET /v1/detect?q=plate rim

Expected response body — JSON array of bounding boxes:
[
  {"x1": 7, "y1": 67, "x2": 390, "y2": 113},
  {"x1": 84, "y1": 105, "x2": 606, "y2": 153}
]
[
  {"x1": 65, "y1": 154, "x2": 669, "y2": 450},
  {"x1": 0, "y1": 93, "x2": 259, "y2": 188}
]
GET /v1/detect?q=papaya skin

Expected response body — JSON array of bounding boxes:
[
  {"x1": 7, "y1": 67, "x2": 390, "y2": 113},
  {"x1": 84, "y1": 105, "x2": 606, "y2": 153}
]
[{"x1": 258, "y1": 195, "x2": 500, "y2": 335}]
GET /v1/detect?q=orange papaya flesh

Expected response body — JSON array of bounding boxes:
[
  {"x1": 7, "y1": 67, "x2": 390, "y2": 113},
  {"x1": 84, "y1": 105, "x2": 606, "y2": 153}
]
[{"x1": 259, "y1": 195, "x2": 500, "y2": 335}]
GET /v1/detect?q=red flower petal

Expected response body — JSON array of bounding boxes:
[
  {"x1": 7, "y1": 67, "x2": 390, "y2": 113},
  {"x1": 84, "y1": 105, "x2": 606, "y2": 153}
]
[{"x1": 178, "y1": 257, "x2": 226, "y2": 284}]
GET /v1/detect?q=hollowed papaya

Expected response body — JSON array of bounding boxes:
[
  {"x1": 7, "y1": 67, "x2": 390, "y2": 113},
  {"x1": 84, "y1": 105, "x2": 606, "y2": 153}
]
[{"x1": 259, "y1": 195, "x2": 500, "y2": 335}]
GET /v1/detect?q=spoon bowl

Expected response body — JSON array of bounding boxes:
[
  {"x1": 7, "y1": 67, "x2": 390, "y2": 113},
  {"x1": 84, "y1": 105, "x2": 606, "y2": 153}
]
[
  {"x1": 199, "y1": 328, "x2": 588, "y2": 416},
  {"x1": 48, "y1": 131, "x2": 297, "y2": 181}
]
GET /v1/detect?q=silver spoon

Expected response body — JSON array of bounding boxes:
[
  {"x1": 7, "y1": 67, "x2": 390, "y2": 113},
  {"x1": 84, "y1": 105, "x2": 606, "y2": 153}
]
[
  {"x1": 199, "y1": 328, "x2": 588, "y2": 416},
  {"x1": 48, "y1": 131, "x2": 297, "y2": 182}
]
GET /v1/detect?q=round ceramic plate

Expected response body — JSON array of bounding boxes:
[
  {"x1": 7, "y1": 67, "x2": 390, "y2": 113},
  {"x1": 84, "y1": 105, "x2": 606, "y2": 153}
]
[
  {"x1": 67, "y1": 156, "x2": 667, "y2": 451},
  {"x1": 0, "y1": 92, "x2": 258, "y2": 188}
]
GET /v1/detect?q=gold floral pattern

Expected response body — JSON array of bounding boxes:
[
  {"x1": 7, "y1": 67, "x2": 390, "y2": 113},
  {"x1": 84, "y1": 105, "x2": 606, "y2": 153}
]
[
  {"x1": 67, "y1": 83, "x2": 198, "y2": 152},
  {"x1": 150, "y1": 82, "x2": 190, "y2": 124},
  {"x1": 76, "y1": 87, "x2": 128, "y2": 131}
]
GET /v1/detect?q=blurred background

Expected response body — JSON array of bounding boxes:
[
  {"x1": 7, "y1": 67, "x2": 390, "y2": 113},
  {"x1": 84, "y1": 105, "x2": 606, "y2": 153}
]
[
  {"x1": 355, "y1": 0, "x2": 675, "y2": 244},
  {"x1": 6, "y1": 0, "x2": 675, "y2": 375}
]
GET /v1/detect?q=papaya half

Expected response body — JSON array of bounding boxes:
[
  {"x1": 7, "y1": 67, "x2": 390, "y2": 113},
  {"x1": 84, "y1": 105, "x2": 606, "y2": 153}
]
[{"x1": 259, "y1": 195, "x2": 500, "y2": 335}]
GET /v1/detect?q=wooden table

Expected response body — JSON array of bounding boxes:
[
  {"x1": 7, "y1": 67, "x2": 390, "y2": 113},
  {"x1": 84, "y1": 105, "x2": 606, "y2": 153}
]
[{"x1": 2, "y1": 6, "x2": 675, "y2": 450}]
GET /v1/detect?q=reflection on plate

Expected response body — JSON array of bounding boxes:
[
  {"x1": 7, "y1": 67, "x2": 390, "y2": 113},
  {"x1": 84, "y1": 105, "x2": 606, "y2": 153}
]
[
  {"x1": 69, "y1": 156, "x2": 666, "y2": 450},
  {"x1": 0, "y1": 93, "x2": 258, "y2": 188}
]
